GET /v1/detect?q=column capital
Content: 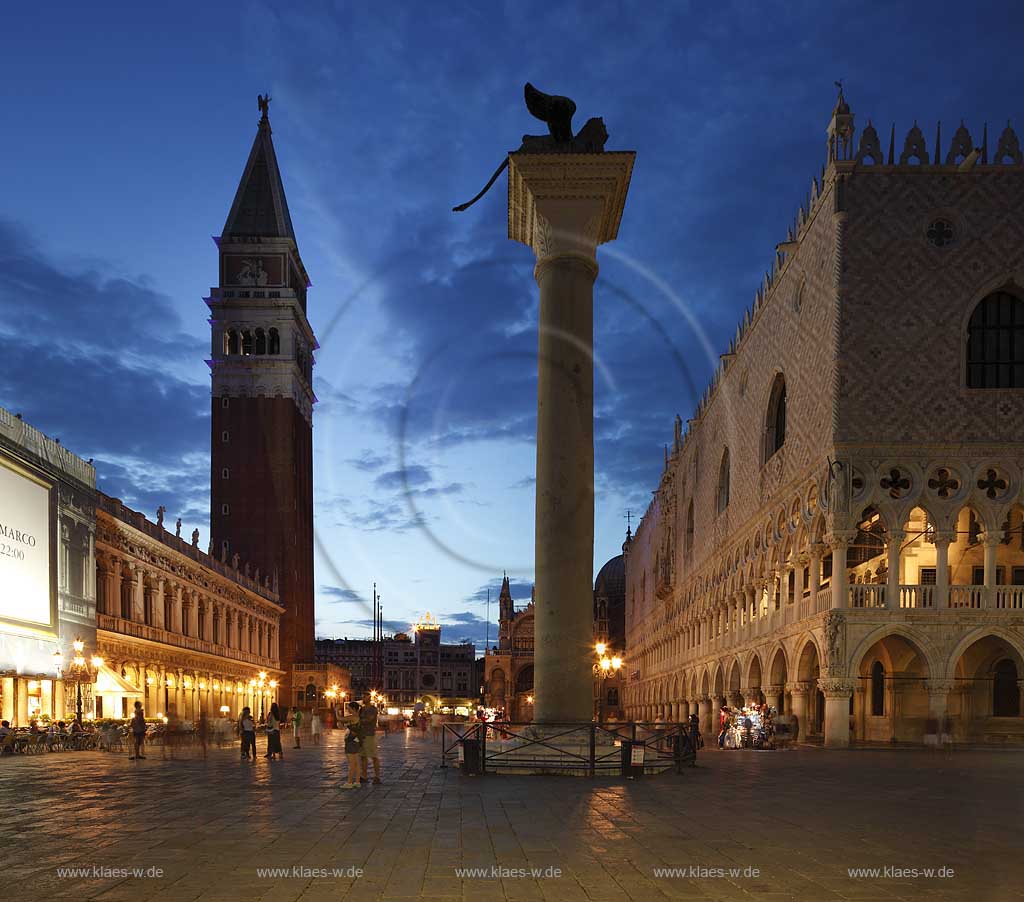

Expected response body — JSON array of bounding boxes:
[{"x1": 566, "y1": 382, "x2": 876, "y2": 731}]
[
  {"x1": 924, "y1": 679, "x2": 957, "y2": 696},
  {"x1": 508, "y1": 151, "x2": 636, "y2": 271},
  {"x1": 762, "y1": 684, "x2": 783, "y2": 696},
  {"x1": 888, "y1": 529, "x2": 907, "y2": 544},
  {"x1": 808, "y1": 542, "x2": 827, "y2": 558},
  {"x1": 979, "y1": 531, "x2": 1003, "y2": 548},
  {"x1": 785, "y1": 681, "x2": 811, "y2": 696},
  {"x1": 817, "y1": 677, "x2": 856, "y2": 698},
  {"x1": 826, "y1": 529, "x2": 858, "y2": 548},
  {"x1": 932, "y1": 531, "x2": 956, "y2": 546}
]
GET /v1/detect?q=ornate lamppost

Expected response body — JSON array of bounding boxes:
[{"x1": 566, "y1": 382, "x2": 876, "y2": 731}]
[
  {"x1": 57, "y1": 638, "x2": 103, "y2": 725},
  {"x1": 592, "y1": 642, "x2": 623, "y2": 723}
]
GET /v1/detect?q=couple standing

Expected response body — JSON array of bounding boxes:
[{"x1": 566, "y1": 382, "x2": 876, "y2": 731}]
[{"x1": 341, "y1": 695, "x2": 382, "y2": 789}]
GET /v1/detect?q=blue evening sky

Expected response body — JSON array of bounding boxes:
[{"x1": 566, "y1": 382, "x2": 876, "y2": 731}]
[{"x1": 1, "y1": 1, "x2": 1020, "y2": 649}]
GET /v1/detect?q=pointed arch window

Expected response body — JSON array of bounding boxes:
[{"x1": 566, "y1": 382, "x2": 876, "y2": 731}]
[
  {"x1": 241, "y1": 330, "x2": 254, "y2": 356},
  {"x1": 716, "y1": 448, "x2": 730, "y2": 514},
  {"x1": 870, "y1": 660, "x2": 885, "y2": 716},
  {"x1": 764, "y1": 374, "x2": 787, "y2": 462},
  {"x1": 255, "y1": 328, "x2": 267, "y2": 355},
  {"x1": 966, "y1": 290, "x2": 1024, "y2": 388},
  {"x1": 226, "y1": 330, "x2": 240, "y2": 355},
  {"x1": 268, "y1": 328, "x2": 280, "y2": 355}
]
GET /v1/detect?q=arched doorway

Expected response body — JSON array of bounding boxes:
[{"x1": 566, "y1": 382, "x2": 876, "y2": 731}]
[
  {"x1": 951, "y1": 633, "x2": 1024, "y2": 740},
  {"x1": 769, "y1": 647, "x2": 787, "y2": 713},
  {"x1": 854, "y1": 632, "x2": 930, "y2": 742},
  {"x1": 993, "y1": 659, "x2": 1020, "y2": 717},
  {"x1": 796, "y1": 641, "x2": 823, "y2": 737},
  {"x1": 512, "y1": 665, "x2": 533, "y2": 722}
]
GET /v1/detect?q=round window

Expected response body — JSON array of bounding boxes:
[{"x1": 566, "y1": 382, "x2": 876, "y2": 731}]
[{"x1": 421, "y1": 673, "x2": 436, "y2": 688}]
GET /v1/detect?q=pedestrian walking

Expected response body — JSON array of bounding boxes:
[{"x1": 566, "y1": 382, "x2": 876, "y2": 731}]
[
  {"x1": 198, "y1": 710, "x2": 209, "y2": 760},
  {"x1": 129, "y1": 701, "x2": 147, "y2": 760},
  {"x1": 310, "y1": 711, "x2": 322, "y2": 746},
  {"x1": 239, "y1": 707, "x2": 257, "y2": 760},
  {"x1": 430, "y1": 710, "x2": 443, "y2": 742},
  {"x1": 293, "y1": 707, "x2": 304, "y2": 749},
  {"x1": 265, "y1": 703, "x2": 284, "y2": 760}
]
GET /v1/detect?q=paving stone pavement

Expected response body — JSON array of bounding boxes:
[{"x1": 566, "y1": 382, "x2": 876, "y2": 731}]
[{"x1": 0, "y1": 730, "x2": 1020, "y2": 902}]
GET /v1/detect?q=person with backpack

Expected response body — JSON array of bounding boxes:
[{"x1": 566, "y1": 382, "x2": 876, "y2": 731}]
[
  {"x1": 340, "y1": 701, "x2": 363, "y2": 789},
  {"x1": 359, "y1": 693, "x2": 382, "y2": 785},
  {"x1": 129, "y1": 701, "x2": 147, "y2": 760}
]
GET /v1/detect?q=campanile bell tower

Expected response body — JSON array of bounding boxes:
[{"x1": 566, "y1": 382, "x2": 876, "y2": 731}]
[{"x1": 207, "y1": 97, "x2": 317, "y2": 690}]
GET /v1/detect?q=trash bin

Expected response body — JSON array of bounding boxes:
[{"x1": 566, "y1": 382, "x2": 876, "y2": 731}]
[{"x1": 462, "y1": 738, "x2": 483, "y2": 775}]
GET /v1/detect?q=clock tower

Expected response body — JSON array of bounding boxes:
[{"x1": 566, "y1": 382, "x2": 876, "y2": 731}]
[{"x1": 207, "y1": 99, "x2": 317, "y2": 696}]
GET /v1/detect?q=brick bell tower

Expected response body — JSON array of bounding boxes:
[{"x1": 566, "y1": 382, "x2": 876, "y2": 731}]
[{"x1": 207, "y1": 96, "x2": 317, "y2": 697}]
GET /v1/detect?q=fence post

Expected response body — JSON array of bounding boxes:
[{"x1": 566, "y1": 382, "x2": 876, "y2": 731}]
[
  {"x1": 589, "y1": 723, "x2": 596, "y2": 778},
  {"x1": 479, "y1": 722, "x2": 486, "y2": 775}
]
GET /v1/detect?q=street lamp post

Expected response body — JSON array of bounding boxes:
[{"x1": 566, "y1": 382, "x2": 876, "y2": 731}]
[
  {"x1": 592, "y1": 643, "x2": 623, "y2": 723},
  {"x1": 59, "y1": 638, "x2": 103, "y2": 726}
]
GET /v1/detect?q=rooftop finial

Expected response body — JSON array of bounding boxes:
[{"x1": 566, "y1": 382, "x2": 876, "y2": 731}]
[{"x1": 258, "y1": 93, "x2": 271, "y2": 124}]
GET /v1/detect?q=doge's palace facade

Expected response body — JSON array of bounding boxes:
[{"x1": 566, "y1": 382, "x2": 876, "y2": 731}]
[{"x1": 623, "y1": 92, "x2": 1024, "y2": 746}]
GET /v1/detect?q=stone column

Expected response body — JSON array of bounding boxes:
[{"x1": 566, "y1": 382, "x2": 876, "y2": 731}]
[
  {"x1": 508, "y1": 150, "x2": 634, "y2": 724},
  {"x1": 808, "y1": 544, "x2": 822, "y2": 605},
  {"x1": 787, "y1": 681, "x2": 810, "y2": 741},
  {"x1": 829, "y1": 532, "x2": 853, "y2": 609},
  {"x1": 886, "y1": 529, "x2": 905, "y2": 610},
  {"x1": 767, "y1": 571, "x2": 779, "y2": 612},
  {"x1": 980, "y1": 531, "x2": 1001, "y2": 608},
  {"x1": 792, "y1": 558, "x2": 805, "y2": 607},
  {"x1": 698, "y1": 695, "x2": 712, "y2": 737},
  {"x1": 929, "y1": 531, "x2": 952, "y2": 609},
  {"x1": 763, "y1": 684, "x2": 783, "y2": 713},
  {"x1": 1, "y1": 677, "x2": 14, "y2": 723},
  {"x1": 819, "y1": 678, "x2": 855, "y2": 748},
  {"x1": 120, "y1": 565, "x2": 135, "y2": 620},
  {"x1": 925, "y1": 679, "x2": 955, "y2": 723},
  {"x1": 15, "y1": 678, "x2": 29, "y2": 725}
]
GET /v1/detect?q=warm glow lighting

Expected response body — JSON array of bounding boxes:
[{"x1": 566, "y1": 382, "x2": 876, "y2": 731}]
[
  {"x1": 258, "y1": 671, "x2": 267, "y2": 680},
  {"x1": 73, "y1": 638, "x2": 85, "y2": 653},
  {"x1": 526, "y1": 695, "x2": 534, "y2": 704},
  {"x1": 249, "y1": 678, "x2": 257, "y2": 687},
  {"x1": 91, "y1": 656, "x2": 104, "y2": 669},
  {"x1": 213, "y1": 681, "x2": 220, "y2": 690},
  {"x1": 73, "y1": 655, "x2": 86, "y2": 668},
  {"x1": 199, "y1": 681, "x2": 207, "y2": 690},
  {"x1": 611, "y1": 656, "x2": 623, "y2": 671},
  {"x1": 269, "y1": 680, "x2": 277, "y2": 689},
  {"x1": 595, "y1": 642, "x2": 607, "y2": 656},
  {"x1": 27, "y1": 680, "x2": 38, "y2": 691},
  {"x1": 156, "y1": 712, "x2": 163, "y2": 719},
  {"x1": 162, "y1": 716, "x2": 168, "y2": 724},
  {"x1": 219, "y1": 705, "x2": 230, "y2": 714},
  {"x1": 183, "y1": 677, "x2": 192, "y2": 689},
  {"x1": 600, "y1": 657, "x2": 612, "y2": 672},
  {"x1": 166, "y1": 677, "x2": 175, "y2": 688},
  {"x1": 146, "y1": 676, "x2": 154, "y2": 686}
]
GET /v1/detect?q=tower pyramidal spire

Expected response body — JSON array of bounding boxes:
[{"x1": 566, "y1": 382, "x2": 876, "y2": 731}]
[{"x1": 208, "y1": 96, "x2": 318, "y2": 701}]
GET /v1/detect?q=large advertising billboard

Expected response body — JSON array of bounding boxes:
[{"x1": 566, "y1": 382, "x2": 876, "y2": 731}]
[{"x1": 0, "y1": 455, "x2": 55, "y2": 631}]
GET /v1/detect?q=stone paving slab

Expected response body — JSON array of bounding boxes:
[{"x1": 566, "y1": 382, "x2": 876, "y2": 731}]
[{"x1": 0, "y1": 732, "x2": 1021, "y2": 900}]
